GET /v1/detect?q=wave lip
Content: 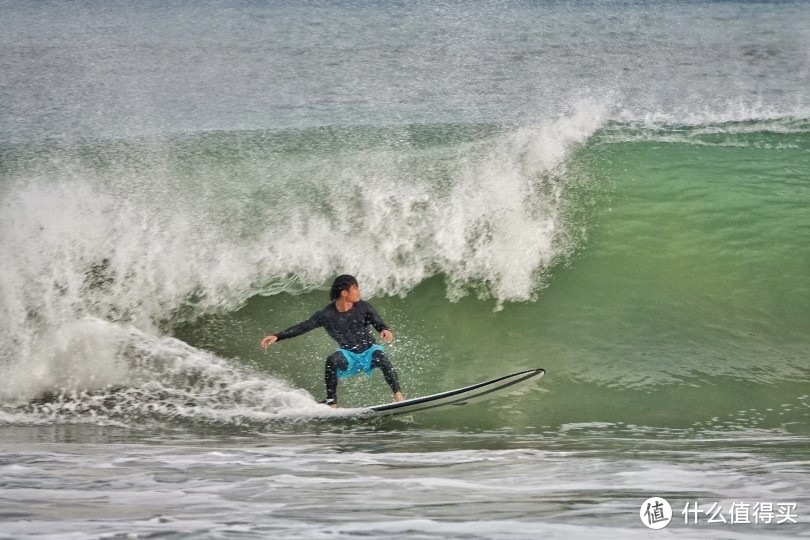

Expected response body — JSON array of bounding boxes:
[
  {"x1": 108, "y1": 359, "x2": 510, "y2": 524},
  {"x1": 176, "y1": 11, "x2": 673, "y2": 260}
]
[
  {"x1": 1, "y1": 105, "x2": 607, "y2": 390},
  {"x1": 601, "y1": 115, "x2": 810, "y2": 149}
]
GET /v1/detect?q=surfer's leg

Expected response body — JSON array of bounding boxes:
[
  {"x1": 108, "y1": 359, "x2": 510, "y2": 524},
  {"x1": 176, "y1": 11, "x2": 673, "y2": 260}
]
[
  {"x1": 324, "y1": 352, "x2": 348, "y2": 406},
  {"x1": 370, "y1": 349, "x2": 402, "y2": 400}
]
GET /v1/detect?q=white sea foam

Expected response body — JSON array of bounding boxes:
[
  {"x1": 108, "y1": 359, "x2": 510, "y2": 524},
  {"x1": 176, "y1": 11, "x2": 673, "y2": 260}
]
[
  {"x1": 1, "y1": 441, "x2": 806, "y2": 539},
  {"x1": 0, "y1": 318, "x2": 339, "y2": 423},
  {"x1": 0, "y1": 104, "x2": 606, "y2": 409}
]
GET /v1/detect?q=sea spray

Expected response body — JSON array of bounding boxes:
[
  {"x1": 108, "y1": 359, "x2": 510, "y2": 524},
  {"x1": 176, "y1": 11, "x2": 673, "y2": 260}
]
[
  {"x1": 1, "y1": 112, "x2": 603, "y2": 391},
  {"x1": 1, "y1": 2, "x2": 809, "y2": 537},
  {"x1": 1, "y1": 318, "x2": 327, "y2": 423}
]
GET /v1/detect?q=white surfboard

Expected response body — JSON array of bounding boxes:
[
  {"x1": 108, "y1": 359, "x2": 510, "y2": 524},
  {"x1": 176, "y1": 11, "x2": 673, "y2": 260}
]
[{"x1": 356, "y1": 368, "x2": 544, "y2": 417}]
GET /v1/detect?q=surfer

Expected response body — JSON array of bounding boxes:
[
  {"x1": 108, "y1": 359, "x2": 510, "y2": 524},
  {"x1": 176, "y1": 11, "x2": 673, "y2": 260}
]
[{"x1": 261, "y1": 275, "x2": 404, "y2": 408}]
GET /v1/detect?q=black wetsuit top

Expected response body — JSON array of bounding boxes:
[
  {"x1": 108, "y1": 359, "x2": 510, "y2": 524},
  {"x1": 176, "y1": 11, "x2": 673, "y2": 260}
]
[{"x1": 274, "y1": 300, "x2": 389, "y2": 353}]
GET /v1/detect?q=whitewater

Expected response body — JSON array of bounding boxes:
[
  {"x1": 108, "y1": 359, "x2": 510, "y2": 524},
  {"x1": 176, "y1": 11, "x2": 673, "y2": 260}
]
[{"x1": 1, "y1": 1, "x2": 809, "y2": 538}]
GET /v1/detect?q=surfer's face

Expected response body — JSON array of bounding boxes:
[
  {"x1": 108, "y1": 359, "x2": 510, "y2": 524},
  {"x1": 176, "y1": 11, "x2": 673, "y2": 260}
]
[{"x1": 343, "y1": 284, "x2": 361, "y2": 303}]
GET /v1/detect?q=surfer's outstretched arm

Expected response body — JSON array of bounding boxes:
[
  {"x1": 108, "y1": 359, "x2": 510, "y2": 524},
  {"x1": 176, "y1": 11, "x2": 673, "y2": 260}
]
[{"x1": 261, "y1": 312, "x2": 324, "y2": 349}]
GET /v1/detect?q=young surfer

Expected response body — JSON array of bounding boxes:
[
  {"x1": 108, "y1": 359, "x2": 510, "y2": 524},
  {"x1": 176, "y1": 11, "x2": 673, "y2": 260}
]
[{"x1": 261, "y1": 275, "x2": 404, "y2": 408}]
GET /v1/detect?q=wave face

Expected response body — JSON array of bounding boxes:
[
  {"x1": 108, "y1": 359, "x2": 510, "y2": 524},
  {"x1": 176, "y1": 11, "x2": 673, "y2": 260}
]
[
  {"x1": 1, "y1": 0, "x2": 809, "y2": 431},
  {"x1": 0, "y1": 117, "x2": 599, "y2": 413},
  {"x1": 2, "y1": 119, "x2": 808, "y2": 430}
]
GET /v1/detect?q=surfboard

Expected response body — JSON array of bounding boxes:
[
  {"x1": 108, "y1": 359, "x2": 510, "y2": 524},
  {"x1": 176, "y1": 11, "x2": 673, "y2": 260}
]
[{"x1": 356, "y1": 368, "x2": 544, "y2": 417}]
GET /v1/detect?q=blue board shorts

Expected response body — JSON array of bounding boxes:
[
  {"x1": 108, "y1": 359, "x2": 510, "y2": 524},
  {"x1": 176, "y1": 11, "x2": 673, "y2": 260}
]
[{"x1": 337, "y1": 345, "x2": 385, "y2": 379}]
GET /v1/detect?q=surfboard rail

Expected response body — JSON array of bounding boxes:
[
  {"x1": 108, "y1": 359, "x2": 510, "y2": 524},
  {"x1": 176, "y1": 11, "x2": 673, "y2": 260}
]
[{"x1": 359, "y1": 368, "x2": 544, "y2": 417}]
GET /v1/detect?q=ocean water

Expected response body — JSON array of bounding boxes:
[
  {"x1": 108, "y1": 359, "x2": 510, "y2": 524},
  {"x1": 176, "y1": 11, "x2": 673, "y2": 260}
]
[{"x1": 1, "y1": 1, "x2": 809, "y2": 538}]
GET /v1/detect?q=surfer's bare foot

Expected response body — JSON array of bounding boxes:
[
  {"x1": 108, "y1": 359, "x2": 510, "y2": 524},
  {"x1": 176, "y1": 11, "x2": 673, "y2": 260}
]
[
  {"x1": 322, "y1": 399, "x2": 337, "y2": 408},
  {"x1": 394, "y1": 391, "x2": 404, "y2": 402}
]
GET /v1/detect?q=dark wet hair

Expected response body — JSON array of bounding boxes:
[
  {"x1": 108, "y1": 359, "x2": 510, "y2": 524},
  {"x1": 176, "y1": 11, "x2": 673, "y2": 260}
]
[{"x1": 330, "y1": 274, "x2": 358, "y2": 301}]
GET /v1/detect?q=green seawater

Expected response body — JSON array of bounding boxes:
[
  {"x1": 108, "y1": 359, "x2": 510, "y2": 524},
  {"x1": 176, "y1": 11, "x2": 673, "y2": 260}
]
[
  {"x1": 3, "y1": 1, "x2": 810, "y2": 537},
  {"x1": 171, "y1": 124, "x2": 810, "y2": 434}
]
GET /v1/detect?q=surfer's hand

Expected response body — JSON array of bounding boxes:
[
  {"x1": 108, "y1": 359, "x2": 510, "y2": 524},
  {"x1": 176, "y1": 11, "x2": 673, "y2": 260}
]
[
  {"x1": 261, "y1": 335, "x2": 278, "y2": 349},
  {"x1": 380, "y1": 329, "x2": 394, "y2": 343}
]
